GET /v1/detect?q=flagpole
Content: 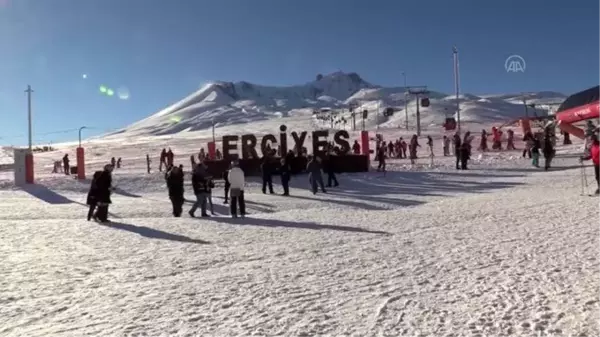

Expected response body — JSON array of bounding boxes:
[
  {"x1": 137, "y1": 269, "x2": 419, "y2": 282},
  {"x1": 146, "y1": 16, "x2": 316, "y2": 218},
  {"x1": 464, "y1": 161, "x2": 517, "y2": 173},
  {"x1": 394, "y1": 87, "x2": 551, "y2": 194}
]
[{"x1": 453, "y1": 47, "x2": 461, "y2": 134}]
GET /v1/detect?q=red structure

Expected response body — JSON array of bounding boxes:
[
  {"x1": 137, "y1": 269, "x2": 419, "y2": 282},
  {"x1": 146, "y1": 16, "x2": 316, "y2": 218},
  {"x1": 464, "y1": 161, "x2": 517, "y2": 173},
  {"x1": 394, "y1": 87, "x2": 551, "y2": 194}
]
[
  {"x1": 360, "y1": 130, "x2": 370, "y2": 158},
  {"x1": 207, "y1": 141, "x2": 216, "y2": 160},
  {"x1": 76, "y1": 147, "x2": 86, "y2": 180},
  {"x1": 25, "y1": 152, "x2": 34, "y2": 184},
  {"x1": 556, "y1": 86, "x2": 600, "y2": 139}
]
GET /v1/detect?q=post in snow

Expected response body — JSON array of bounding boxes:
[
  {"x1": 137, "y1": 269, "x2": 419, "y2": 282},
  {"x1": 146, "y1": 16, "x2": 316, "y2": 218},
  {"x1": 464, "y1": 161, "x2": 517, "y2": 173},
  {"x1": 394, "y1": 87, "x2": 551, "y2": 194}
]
[
  {"x1": 25, "y1": 85, "x2": 34, "y2": 151},
  {"x1": 453, "y1": 46, "x2": 461, "y2": 134}
]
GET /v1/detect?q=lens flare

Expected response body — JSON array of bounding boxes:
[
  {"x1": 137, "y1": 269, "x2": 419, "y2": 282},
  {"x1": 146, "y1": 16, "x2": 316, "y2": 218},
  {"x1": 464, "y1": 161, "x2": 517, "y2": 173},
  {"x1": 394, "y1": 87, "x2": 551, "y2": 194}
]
[
  {"x1": 117, "y1": 87, "x2": 130, "y2": 100},
  {"x1": 82, "y1": 74, "x2": 88, "y2": 79},
  {"x1": 99, "y1": 85, "x2": 108, "y2": 93},
  {"x1": 169, "y1": 116, "x2": 182, "y2": 123}
]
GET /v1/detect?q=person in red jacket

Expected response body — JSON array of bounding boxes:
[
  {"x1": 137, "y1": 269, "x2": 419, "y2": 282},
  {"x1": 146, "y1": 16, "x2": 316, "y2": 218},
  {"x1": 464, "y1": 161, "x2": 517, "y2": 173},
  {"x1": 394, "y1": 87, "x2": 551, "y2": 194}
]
[{"x1": 581, "y1": 134, "x2": 600, "y2": 195}]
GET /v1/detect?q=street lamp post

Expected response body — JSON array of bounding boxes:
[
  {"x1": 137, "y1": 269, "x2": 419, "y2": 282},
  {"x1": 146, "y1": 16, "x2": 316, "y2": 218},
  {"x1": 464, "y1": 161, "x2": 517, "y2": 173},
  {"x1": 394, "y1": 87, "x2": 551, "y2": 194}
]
[
  {"x1": 453, "y1": 46, "x2": 461, "y2": 134},
  {"x1": 78, "y1": 126, "x2": 87, "y2": 148},
  {"x1": 25, "y1": 85, "x2": 34, "y2": 151},
  {"x1": 402, "y1": 72, "x2": 408, "y2": 130}
]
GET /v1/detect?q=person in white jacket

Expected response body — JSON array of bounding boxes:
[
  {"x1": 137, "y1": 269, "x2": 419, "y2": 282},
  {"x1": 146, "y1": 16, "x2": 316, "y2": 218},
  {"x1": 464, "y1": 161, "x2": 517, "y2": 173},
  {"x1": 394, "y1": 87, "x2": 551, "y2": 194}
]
[{"x1": 227, "y1": 160, "x2": 246, "y2": 218}]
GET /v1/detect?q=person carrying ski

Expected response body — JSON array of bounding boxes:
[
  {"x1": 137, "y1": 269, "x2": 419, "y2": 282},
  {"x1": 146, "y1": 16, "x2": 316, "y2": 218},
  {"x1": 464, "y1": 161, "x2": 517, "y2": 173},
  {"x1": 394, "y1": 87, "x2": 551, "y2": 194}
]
[
  {"x1": 580, "y1": 134, "x2": 600, "y2": 195},
  {"x1": 166, "y1": 165, "x2": 185, "y2": 217}
]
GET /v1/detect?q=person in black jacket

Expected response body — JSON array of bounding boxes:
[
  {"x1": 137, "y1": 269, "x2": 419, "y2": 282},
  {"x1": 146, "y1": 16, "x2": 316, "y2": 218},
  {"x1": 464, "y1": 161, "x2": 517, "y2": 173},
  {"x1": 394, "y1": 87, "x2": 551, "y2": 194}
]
[
  {"x1": 166, "y1": 165, "x2": 185, "y2": 217},
  {"x1": 324, "y1": 152, "x2": 339, "y2": 187},
  {"x1": 453, "y1": 133, "x2": 462, "y2": 170},
  {"x1": 543, "y1": 131, "x2": 555, "y2": 171},
  {"x1": 93, "y1": 164, "x2": 113, "y2": 222},
  {"x1": 189, "y1": 166, "x2": 210, "y2": 217},
  {"x1": 279, "y1": 157, "x2": 291, "y2": 196},
  {"x1": 260, "y1": 155, "x2": 275, "y2": 194},
  {"x1": 86, "y1": 170, "x2": 103, "y2": 221}
]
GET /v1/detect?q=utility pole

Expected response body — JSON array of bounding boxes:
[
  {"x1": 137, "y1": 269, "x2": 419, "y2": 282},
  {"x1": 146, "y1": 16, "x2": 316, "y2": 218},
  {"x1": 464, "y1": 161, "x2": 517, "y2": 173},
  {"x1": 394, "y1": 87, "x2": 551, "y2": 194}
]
[
  {"x1": 211, "y1": 119, "x2": 216, "y2": 143},
  {"x1": 25, "y1": 85, "x2": 34, "y2": 151},
  {"x1": 78, "y1": 126, "x2": 87, "y2": 148},
  {"x1": 407, "y1": 86, "x2": 429, "y2": 137},
  {"x1": 402, "y1": 72, "x2": 408, "y2": 130},
  {"x1": 376, "y1": 101, "x2": 380, "y2": 130},
  {"x1": 453, "y1": 46, "x2": 461, "y2": 134}
]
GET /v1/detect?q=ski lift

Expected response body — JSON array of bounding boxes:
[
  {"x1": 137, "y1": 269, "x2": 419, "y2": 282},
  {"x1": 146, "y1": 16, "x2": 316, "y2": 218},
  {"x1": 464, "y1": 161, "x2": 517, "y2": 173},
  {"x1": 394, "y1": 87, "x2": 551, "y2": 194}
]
[
  {"x1": 420, "y1": 97, "x2": 430, "y2": 107},
  {"x1": 362, "y1": 109, "x2": 368, "y2": 119},
  {"x1": 383, "y1": 107, "x2": 395, "y2": 117},
  {"x1": 443, "y1": 118, "x2": 457, "y2": 130},
  {"x1": 442, "y1": 108, "x2": 456, "y2": 130}
]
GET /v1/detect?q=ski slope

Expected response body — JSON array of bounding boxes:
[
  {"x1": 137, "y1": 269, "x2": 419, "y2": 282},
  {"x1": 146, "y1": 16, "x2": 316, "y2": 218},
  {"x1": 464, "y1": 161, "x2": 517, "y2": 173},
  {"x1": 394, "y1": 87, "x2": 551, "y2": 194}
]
[{"x1": 0, "y1": 135, "x2": 598, "y2": 336}]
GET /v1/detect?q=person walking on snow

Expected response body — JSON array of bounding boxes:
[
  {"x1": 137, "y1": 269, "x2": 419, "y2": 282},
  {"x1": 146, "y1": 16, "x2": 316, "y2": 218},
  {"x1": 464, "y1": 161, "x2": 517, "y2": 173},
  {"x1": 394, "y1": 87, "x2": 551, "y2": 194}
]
[
  {"x1": 260, "y1": 155, "x2": 275, "y2": 194},
  {"x1": 376, "y1": 146, "x2": 386, "y2": 172},
  {"x1": 93, "y1": 164, "x2": 113, "y2": 222},
  {"x1": 86, "y1": 170, "x2": 103, "y2": 221},
  {"x1": 63, "y1": 154, "x2": 70, "y2": 175},
  {"x1": 580, "y1": 134, "x2": 600, "y2": 195},
  {"x1": 426, "y1": 136, "x2": 434, "y2": 157},
  {"x1": 306, "y1": 155, "x2": 326, "y2": 194},
  {"x1": 228, "y1": 160, "x2": 246, "y2": 218},
  {"x1": 159, "y1": 149, "x2": 167, "y2": 172},
  {"x1": 324, "y1": 151, "x2": 339, "y2": 187},
  {"x1": 279, "y1": 157, "x2": 291, "y2": 196},
  {"x1": 166, "y1": 165, "x2": 185, "y2": 217},
  {"x1": 189, "y1": 165, "x2": 211, "y2": 218},
  {"x1": 531, "y1": 137, "x2": 541, "y2": 168},
  {"x1": 453, "y1": 133, "x2": 462, "y2": 170},
  {"x1": 443, "y1": 135, "x2": 451, "y2": 156},
  {"x1": 223, "y1": 164, "x2": 231, "y2": 204},
  {"x1": 506, "y1": 129, "x2": 516, "y2": 150},
  {"x1": 543, "y1": 131, "x2": 555, "y2": 171},
  {"x1": 166, "y1": 148, "x2": 174, "y2": 168}
]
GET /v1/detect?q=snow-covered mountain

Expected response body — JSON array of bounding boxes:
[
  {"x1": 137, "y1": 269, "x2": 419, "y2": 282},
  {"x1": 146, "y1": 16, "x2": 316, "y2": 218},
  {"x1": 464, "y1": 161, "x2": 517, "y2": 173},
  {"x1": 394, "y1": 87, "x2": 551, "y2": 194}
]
[{"x1": 107, "y1": 72, "x2": 566, "y2": 138}]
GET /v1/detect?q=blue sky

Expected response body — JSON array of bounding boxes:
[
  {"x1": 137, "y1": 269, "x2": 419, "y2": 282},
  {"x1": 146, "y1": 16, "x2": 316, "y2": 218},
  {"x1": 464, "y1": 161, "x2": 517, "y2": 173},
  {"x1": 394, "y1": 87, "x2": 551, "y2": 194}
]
[{"x1": 0, "y1": 0, "x2": 598, "y2": 145}]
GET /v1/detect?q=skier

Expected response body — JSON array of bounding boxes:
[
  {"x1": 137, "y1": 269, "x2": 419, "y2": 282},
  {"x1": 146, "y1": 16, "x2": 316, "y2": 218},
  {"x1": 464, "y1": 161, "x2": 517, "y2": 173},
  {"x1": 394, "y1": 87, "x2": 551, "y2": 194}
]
[
  {"x1": 279, "y1": 157, "x2": 291, "y2": 196},
  {"x1": 93, "y1": 164, "x2": 113, "y2": 222},
  {"x1": 228, "y1": 160, "x2": 246, "y2": 218},
  {"x1": 306, "y1": 155, "x2": 326, "y2": 194},
  {"x1": 189, "y1": 164, "x2": 210, "y2": 218},
  {"x1": 580, "y1": 134, "x2": 600, "y2": 195},
  {"x1": 86, "y1": 170, "x2": 103, "y2": 221},
  {"x1": 116, "y1": 157, "x2": 122, "y2": 169},
  {"x1": 324, "y1": 151, "x2": 339, "y2": 187},
  {"x1": 260, "y1": 155, "x2": 275, "y2": 194},
  {"x1": 63, "y1": 154, "x2": 70, "y2": 175},
  {"x1": 166, "y1": 165, "x2": 185, "y2": 217}
]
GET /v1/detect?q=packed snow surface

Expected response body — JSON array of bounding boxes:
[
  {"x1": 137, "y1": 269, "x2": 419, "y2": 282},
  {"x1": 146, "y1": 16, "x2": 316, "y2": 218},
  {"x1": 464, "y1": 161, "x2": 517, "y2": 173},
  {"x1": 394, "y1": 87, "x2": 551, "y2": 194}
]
[{"x1": 0, "y1": 135, "x2": 598, "y2": 337}]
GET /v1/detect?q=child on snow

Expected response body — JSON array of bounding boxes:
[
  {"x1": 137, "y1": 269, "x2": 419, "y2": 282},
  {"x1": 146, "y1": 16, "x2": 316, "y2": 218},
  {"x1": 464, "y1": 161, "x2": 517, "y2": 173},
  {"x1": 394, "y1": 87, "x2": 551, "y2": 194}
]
[{"x1": 581, "y1": 134, "x2": 600, "y2": 195}]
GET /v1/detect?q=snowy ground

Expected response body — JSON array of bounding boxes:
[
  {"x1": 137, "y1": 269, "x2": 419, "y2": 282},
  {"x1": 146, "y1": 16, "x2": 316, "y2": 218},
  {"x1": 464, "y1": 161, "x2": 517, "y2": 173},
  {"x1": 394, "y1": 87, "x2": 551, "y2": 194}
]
[{"x1": 0, "y1": 134, "x2": 599, "y2": 336}]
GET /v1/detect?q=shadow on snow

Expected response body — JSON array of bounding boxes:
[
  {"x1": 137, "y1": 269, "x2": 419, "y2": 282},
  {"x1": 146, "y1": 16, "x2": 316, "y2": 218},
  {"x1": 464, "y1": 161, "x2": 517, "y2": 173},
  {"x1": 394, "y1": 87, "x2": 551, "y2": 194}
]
[
  {"x1": 100, "y1": 221, "x2": 210, "y2": 244},
  {"x1": 206, "y1": 216, "x2": 391, "y2": 236}
]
